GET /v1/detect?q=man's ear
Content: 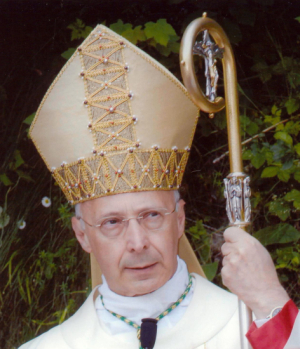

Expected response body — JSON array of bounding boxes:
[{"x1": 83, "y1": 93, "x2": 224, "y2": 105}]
[
  {"x1": 176, "y1": 199, "x2": 186, "y2": 239},
  {"x1": 71, "y1": 216, "x2": 92, "y2": 253}
]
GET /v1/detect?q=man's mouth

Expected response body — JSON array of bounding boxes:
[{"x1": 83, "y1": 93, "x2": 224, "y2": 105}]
[{"x1": 126, "y1": 263, "x2": 157, "y2": 271}]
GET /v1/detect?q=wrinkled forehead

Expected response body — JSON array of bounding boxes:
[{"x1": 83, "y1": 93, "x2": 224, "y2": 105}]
[{"x1": 80, "y1": 190, "x2": 177, "y2": 217}]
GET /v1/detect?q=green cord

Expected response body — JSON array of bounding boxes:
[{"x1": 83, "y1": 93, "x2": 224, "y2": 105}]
[{"x1": 100, "y1": 273, "x2": 193, "y2": 349}]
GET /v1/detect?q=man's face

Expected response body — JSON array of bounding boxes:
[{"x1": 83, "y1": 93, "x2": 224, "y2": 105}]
[{"x1": 72, "y1": 191, "x2": 185, "y2": 296}]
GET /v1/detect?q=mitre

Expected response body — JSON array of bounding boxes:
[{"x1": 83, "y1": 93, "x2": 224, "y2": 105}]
[{"x1": 30, "y1": 24, "x2": 205, "y2": 280}]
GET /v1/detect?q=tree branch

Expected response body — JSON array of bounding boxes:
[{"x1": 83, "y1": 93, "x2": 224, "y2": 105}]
[{"x1": 212, "y1": 118, "x2": 291, "y2": 164}]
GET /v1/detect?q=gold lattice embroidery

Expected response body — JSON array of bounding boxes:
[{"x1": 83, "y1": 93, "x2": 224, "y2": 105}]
[
  {"x1": 52, "y1": 148, "x2": 190, "y2": 204},
  {"x1": 78, "y1": 29, "x2": 136, "y2": 154}
]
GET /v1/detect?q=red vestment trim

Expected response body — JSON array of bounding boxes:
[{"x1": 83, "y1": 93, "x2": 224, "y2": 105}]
[{"x1": 246, "y1": 300, "x2": 298, "y2": 349}]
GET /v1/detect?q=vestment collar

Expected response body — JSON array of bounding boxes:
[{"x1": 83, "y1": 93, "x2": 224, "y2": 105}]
[{"x1": 60, "y1": 273, "x2": 238, "y2": 348}]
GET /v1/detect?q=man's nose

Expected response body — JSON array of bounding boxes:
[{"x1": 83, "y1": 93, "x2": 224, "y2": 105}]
[{"x1": 125, "y1": 218, "x2": 150, "y2": 253}]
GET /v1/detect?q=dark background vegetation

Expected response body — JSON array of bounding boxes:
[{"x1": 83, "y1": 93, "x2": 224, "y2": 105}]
[{"x1": 1, "y1": 0, "x2": 300, "y2": 347}]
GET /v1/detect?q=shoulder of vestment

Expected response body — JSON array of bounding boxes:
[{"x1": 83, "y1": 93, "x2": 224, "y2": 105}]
[
  {"x1": 18, "y1": 288, "x2": 99, "y2": 349},
  {"x1": 18, "y1": 325, "x2": 67, "y2": 349},
  {"x1": 154, "y1": 273, "x2": 239, "y2": 347}
]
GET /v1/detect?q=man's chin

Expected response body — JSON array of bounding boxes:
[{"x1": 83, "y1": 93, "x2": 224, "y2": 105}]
[
  {"x1": 131, "y1": 279, "x2": 163, "y2": 296},
  {"x1": 125, "y1": 268, "x2": 166, "y2": 296}
]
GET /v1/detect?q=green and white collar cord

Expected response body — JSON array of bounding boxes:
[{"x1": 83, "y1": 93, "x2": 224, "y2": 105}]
[{"x1": 100, "y1": 273, "x2": 193, "y2": 349}]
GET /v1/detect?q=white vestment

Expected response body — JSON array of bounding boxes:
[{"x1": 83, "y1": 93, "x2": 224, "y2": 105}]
[{"x1": 20, "y1": 273, "x2": 242, "y2": 349}]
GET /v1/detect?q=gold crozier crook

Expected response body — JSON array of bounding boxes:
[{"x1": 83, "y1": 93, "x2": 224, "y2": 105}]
[{"x1": 180, "y1": 13, "x2": 253, "y2": 349}]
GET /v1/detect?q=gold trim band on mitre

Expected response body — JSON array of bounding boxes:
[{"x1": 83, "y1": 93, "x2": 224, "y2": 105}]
[{"x1": 52, "y1": 148, "x2": 191, "y2": 205}]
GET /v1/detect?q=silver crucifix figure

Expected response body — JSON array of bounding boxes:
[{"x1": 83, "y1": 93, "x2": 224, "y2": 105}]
[{"x1": 193, "y1": 30, "x2": 224, "y2": 102}]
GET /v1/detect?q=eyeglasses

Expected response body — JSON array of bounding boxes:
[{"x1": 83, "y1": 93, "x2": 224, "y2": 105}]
[{"x1": 76, "y1": 201, "x2": 179, "y2": 239}]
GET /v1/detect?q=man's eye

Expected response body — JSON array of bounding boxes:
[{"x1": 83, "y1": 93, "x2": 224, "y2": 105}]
[
  {"x1": 143, "y1": 211, "x2": 161, "y2": 219},
  {"x1": 102, "y1": 218, "x2": 122, "y2": 226}
]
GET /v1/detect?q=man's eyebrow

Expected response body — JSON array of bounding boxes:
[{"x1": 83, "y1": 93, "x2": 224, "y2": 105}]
[{"x1": 95, "y1": 205, "x2": 166, "y2": 219}]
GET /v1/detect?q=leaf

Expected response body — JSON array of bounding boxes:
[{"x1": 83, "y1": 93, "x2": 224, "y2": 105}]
[
  {"x1": 251, "y1": 152, "x2": 265, "y2": 169},
  {"x1": 212, "y1": 109, "x2": 227, "y2": 130},
  {"x1": 202, "y1": 261, "x2": 219, "y2": 281},
  {"x1": 269, "y1": 200, "x2": 290, "y2": 221},
  {"x1": 296, "y1": 17, "x2": 300, "y2": 23},
  {"x1": 240, "y1": 114, "x2": 251, "y2": 127},
  {"x1": 15, "y1": 170, "x2": 35, "y2": 182},
  {"x1": 270, "y1": 143, "x2": 288, "y2": 162},
  {"x1": 282, "y1": 158, "x2": 294, "y2": 170},
  {"x1": 144, "y1": 19, "x2": 177, "y2": 47},
  {"x1": 241, "y1": 115, "x2": 259, "y2": 136},
  {"x1": 264, "y1": 114, "x2": 281, "y2": 125},
  {"x1": 252, "y1": 192, "x2": 262, "y2": 208},
  {"x1": 0, "y1": 206, "x2": 10, "y2": 228},
  {"x1": 246, "y1": 121, "x2": 259, "y2": 136},
  {"x1": 284, "y1": 189, "x2": 300, "y2": 209},
  {"x1": 82, "y1": 26, "x2": 93, "y2": 39},
  {"x1": 271, "y1": 105, "x2": 282, "y2": 117},
  {"x1": 294, "y1": 201, "x2": 300, "y2": 210},
  {"x1": 61, "y1": 48, "x2": 76, "y2": 60},
  {"x1": 286, "y1": 121, "x2": 300, "y2": 136},
  {"x1": 13, "y1": 150, "x2": 24, "y2": 169},
  {"x1": 277, "y1": 170, "x2": 290, "y2": 182},
  {"x1": 288, "y1": 72, "x2": 300, "y2": 89},
  {"x1": 68, "y1": 18, "x2": 84, "y2": 30},
  {"x1": 242, "y1": 149, "x2": 253, "y2": 160},
  {"x1": 276, "y1": 123, "x2": 284, "y2": 131},
  {"x1": 294, "y1": 143, "x2": 300, "y2": 156},
  {"x1": 285, "y1": 98, "x2": 300, "y2": 115},
  {"x1": 122, "y1": 26, "x2": 146, "y2": 44},
  {"x1": 261, "y1": 166, "x2": 279, "y2": 178},
  {"x1": 0, "y1": 173, "x2": 13, "y2": 186},
  {"x1": 251, "y1": 61, "x2": 272, "y2": 82},
  {"x1": 200, "y1": 245, "x2": 210, "y2": 263},
  {"x1": 254, "y1": 223, "x2": 300, "y2": 246},
  {"x1": 198, "y1": 117, "x2": 214, "y2": 137},
  {"x1": 284, "y1": 189, "x2": 300, "y2": 202},
  {"x1": 23, "y1": 113, "x2": 35, "y2": 125},
  {"x1": 67, "y1": 19, "x2": 92, "y2": 40},
  {"x1": 156, "y1": 41, "x2": 180, "y2": 56},
  {"x1": 261, "y1": 145, "x2": 274, "y2": 164},
  {"x1": 274, "y1": 132, "x2": 293, "y2": 146},
  {"x1": 110, "y1": 20, "x2": 132, "y2": 35},
  {"x1": 294, "y1": 169, "x2": 300, "y2": 182}
]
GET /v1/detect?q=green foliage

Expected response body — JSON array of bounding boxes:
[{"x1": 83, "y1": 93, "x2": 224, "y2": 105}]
[
  {"x1": 61, "y1": 19, "x2": 93, "y2": 60},
  {"x1": 0, "y1": 173, "x2": 13, "y2": 186},
  {"x1": 285, "y1": 99, "x2": 300, "y2": 115},
  {"x1": 144, "y1": 19, "x2": 177, "y2": 46},
  {"x1": 202, "y1": 262, "x2": 219, "y2": 281},
  {"x1": 261, "y1": 166, "x2": 279, "y2": 177},
  {"x1": 0, "y1": 206, "x2": 10, "y2": 228},
  {"x1": 110, "y1": 20, "x2": 146, "y2": 44},
  {"x1": 56, "y1": 203, "x2": 73, "y2": 229},
  {"x1": 268, "y1": 199, "x2": 290, "y2": 221},
  {"x1": 275, "y1": 246, "x2": 300, "y2": 270},
  {"x1": 61, "y1": 48, "x2": 76, "y2": 60},
  {"x1": 67, "y1": 19, "x2": 93, "y2": 41},
  {"x1": 284, "y1": 189, "x2": 300, "y2": 209},
  {"x1": 254, "y1": 224, "x2": 300, "y2": 246},
  {"x1": 110, "y1": 19, "x2": 180, "y2": 57},
  {"x1": 23, "y1": 113, "x2": 35, "y2": 125},
  {"x1": 188, "y1": 220, "x2": 219, "y2": 281}
]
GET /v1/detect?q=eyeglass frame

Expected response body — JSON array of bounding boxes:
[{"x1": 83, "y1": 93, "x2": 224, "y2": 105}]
[{"x1": 76, "y1": 200, "x2": 180, "y2": 237}]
